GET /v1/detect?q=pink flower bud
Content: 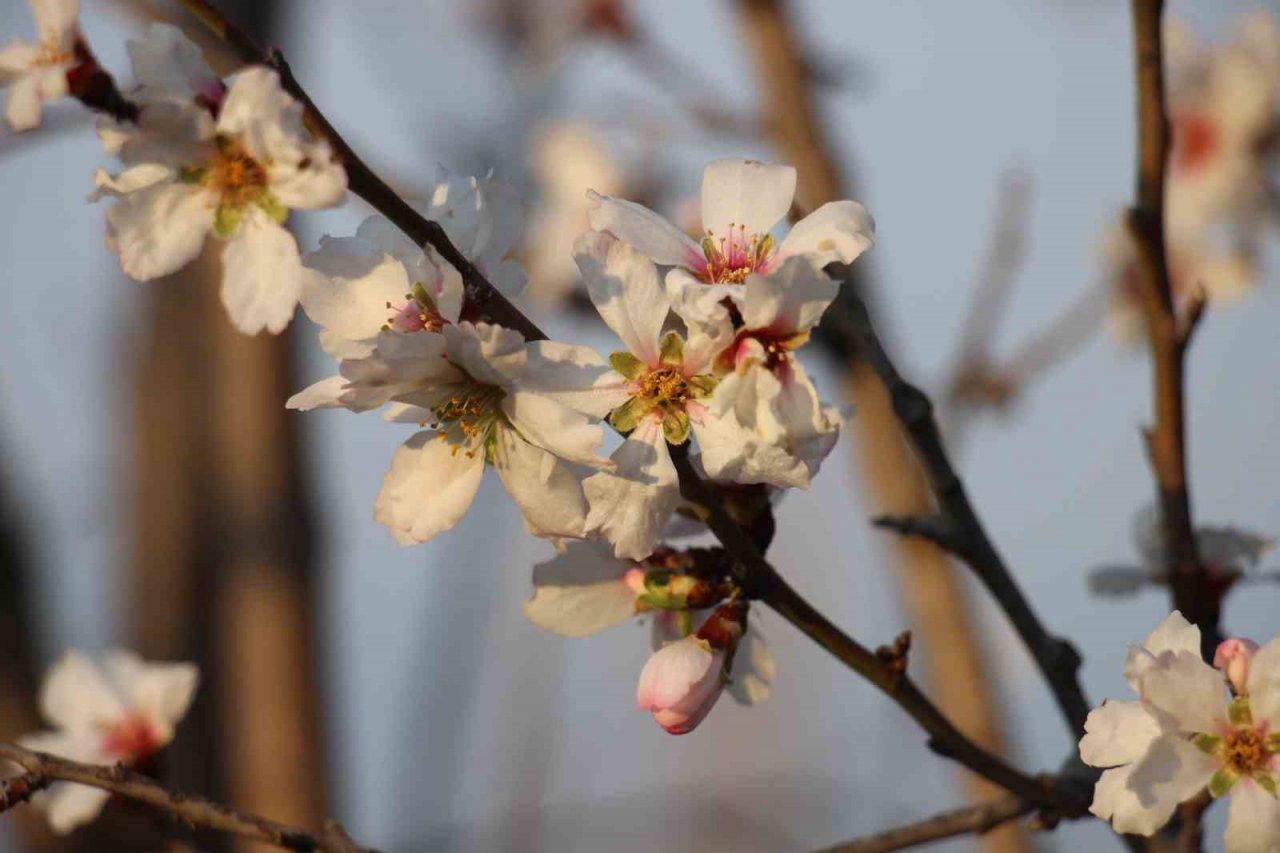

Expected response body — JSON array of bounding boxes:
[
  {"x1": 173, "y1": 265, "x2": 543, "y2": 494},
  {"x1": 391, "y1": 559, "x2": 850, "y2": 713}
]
[
  {"x1": 1214, "y1": 637, "x2": 1259, "y2": 696},
  {"x1": 636, "y1": 635, "x2": 725, "y2": 735}
]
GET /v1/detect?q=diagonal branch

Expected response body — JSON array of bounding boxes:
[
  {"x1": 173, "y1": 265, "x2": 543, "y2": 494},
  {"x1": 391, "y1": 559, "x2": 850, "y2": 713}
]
[
  {"x1": 0, "y1": 743, "x2": 374, "y2": 853},
  {"x1": 1127, "y1": 0, "x2": 1216, "y2": 656},
  {"x1": 841, "y1": 286, "x2": 1091, "y2": 737},
  {"x1": 815, "y1": 793, "x2": 1036, "y2": 853}
]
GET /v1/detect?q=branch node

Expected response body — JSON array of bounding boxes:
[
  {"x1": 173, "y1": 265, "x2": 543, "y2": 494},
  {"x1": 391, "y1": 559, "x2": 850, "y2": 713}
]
[
  {"x1": 874, "y1": 631, "x2": 912, "y2": 685},
  {"x1": 872, "y1": 513, "x2": 963, "y2": 554}
]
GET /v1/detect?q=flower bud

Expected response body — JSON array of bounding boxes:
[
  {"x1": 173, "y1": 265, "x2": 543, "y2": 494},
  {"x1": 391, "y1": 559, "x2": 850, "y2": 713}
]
[
  {"x1": 635, "y1": 600, "x2": 747, "y2": 735},
  {"x1": 1214, "y1": 637, "x2": 1259, "y2": 696}
]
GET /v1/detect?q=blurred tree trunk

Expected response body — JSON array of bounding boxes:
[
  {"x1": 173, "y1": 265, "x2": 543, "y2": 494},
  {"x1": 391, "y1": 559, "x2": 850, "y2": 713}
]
[
  {"x1": 0, "y1": 447, "x2": 72, "y2": 852},
  {"x1": 127, "y1": 2, "x2": 326, "y2": 849},
  {"x1": 734, "y1": 3, "x2": 1026, "y2": 851}
]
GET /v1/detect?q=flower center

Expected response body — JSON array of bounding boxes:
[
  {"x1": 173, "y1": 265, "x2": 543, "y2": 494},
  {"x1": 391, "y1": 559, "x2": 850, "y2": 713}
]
[
  {"x1": 1173, "y1": 111, "x2": 1219, "y2": 176},
  {"x1": 428, "y1": 382, "x2": 505, "y2": 459},
  {"x1": 698, "y1": 224, "x2": 774, "y2": 284},
  {"x1": 99, "y1": 712, "x2": 161, "y2": 763},
  {"x1": 34, "y1": 38, "x2": 73, "y2": 68},
  {"x1": 636, "y1": 366, "x2": 691, "y2": 408},
  {"x1": 1223, "y1": 726, "x2": 1270, "y2": 776},
  {"x1": 717, "y1": 328, "x2": 807, "y2": 376},
  {"x1": 208, "y1": 136, "x2": 270, "y2": 209},
  {"x1": 386, "y1": 283, "x2": 447, "y2": 333}
]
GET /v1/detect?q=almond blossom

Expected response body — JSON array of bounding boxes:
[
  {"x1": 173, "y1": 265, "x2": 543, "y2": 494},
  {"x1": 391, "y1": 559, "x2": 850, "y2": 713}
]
[
  {"x1": 546, "y1": 230, "x2": 749, "y2": 560},
  {"x1": 1080, "y1": 612, "x2": 1280, "y2": 850},
  {"x1": 92, "y1": 67, "x2": 347, "y2": 334},
  {"x1": 124, "y1": 23, "x2": 223, "y2": 105},
  {"x1": 0, "y1": 0, "x2": 80, "y2": 130},
  {"x1": 637, "y1": 599, "x2": 749, "y2": 734},
  {"x1": 16, "y1": 650, "x2": 198, "y2": 834},
  {"x1": 587, "y1": 157, "x2": 874, "y2": 324},
  {"x1": 696, "y1": 256, "x2": 843, "y2": 488}
]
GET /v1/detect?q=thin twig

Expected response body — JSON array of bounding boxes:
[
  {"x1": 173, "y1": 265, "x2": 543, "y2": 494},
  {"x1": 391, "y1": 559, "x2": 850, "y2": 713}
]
[
  {"x1": 1128, "y1": 0, "x2": 1217, "y2": 658},
  {"x1": 0, "y1": 744, "x2": 374, "y2": 853},
  {"x1": 842, "y1": 287, "x2": 1092, "y2": 737},
  {"x1": 815, "y1": 793, "x2": 1035, "y2": 853}
]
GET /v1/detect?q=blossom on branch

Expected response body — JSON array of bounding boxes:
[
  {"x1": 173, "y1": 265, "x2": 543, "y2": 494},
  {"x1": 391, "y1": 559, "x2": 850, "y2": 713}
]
[
  {"x1": 92, "y1": 66, "x2": 347, "y2": 334},
  {"x1": 0, "y1": 0, "x2": 80, "y2": 130},
  {"x1": 14, "y1": 650, "x2": 198, "y2": 834},
  {"x1": 1080, "y1": 612, "x2": 1280, "y2": 850}
]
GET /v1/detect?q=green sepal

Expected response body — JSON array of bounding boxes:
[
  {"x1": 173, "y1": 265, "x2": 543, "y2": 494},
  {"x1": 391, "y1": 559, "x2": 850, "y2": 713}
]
[
  {"x1": 661, "y1": 408, "x2": 691, "y2": 445},
  {"x1": 213, "y1": 204, "x2": 243, "y2": 239},
  {"x1": 1268, "y1": 733, "x2": 1280, "y2": 753},
  {"x1": 257, "y1": 192, "x2": 288, "y2": 224},
  {"x1": 1259, "y1": 774, "x2": 1278, "y2": 796},
  {"x1": 687, "y1": 373, "x2": 718, "y2": 399},
  {"x1": 1209, "y1": 768, "x2": 1239, "y2": 798},
  {"x1": 609, "y1": 350, "x2": 647, "y2": 380},
  {"x1": 1192, "y1": 733, "x2": 1222, "y2": 755},
  {"x1": 608, "y1": 396, "x2": 648, "y2": 434},
  {"x1": 1229, "y1": 698, "x2": 1254, "y2": 727},
  {"x1": 677, "y1": 610, "x2": 695, "y2": 637},
  {"x1": 411, "y1": 281, "x2": 437, "y2": 310},
  {"x1": 658, "y1": 331, "x2": 685, "y2": 368},
  {"x1": 178, "y1": 166, "x2": 208, "y2": 185}
]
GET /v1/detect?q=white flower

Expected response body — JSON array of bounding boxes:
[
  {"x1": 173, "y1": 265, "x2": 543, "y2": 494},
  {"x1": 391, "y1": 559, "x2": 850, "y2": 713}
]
[
  {"x1": 524, "y1": 121, "x2": 626, "y2": 301},
  {"x1": 695, "y1": 256, "x2": 843, "y2": 488},
  {"x1": 92, "y1": 67, "x2": 347, "y2": 334},
  {"x1": 125, "y1": 23, "x2": 222, "y2": 105},
  {"x1": 315, "y1": 319, "x2": 608, "y2": 544},
  {"x1": 422, "y1": 167, "x2": 526, "y2": 299},
  {"x1": 587, "y1": 157, "x2": 874, "y2": 324},
  {"x1": 550, "y1": 231, "x2": 749, "y2": 560},
  {"x1": 1080, "y1": 612, "x2": 1280, "y2": 851},
  {"x1": 0, "y1": 0, "x2": 80, "y2": 130},
  {"x1": 16, "y1": 650, "x2": 198, "y2": 834},
  {"x1": 523, "y1": 541, "x2": 773, "y2": 709}
]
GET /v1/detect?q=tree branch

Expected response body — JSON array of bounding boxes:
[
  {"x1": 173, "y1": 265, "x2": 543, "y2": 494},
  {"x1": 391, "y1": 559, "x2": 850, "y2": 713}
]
[
  {"x1": 1127, "y1": 0, "x2": 1217, "y2": 656},
  {"x1": 841, "y1": 286, "x2": 1091, "y2": 737},
  {"x1": 815, "y1": 793, "x2": 1035, "y2": 853},
  {"x1": 0, "y1": 743, "x2": 375, "y2": 853}
]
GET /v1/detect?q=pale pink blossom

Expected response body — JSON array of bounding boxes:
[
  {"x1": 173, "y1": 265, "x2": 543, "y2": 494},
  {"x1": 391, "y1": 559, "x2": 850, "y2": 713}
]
[
  {"x1": 636, "y1": 601, "x2": 747, "y2": 734},
  {"x1": 1217, "y1": 638, "x2": 1262, "y2": 698},
  {"x1": 0, "y1": 0, "x2": 80, "y2": 130}
]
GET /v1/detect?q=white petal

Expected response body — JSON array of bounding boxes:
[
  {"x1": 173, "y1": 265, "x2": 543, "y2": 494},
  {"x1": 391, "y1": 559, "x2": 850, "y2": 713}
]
[
  {"x1": 374, "y1": 429, "x2": 485, "y2": 545},
  {"x1": 443, "y1": 322, "x2": 526, "y2": 388},
  {"x1": 665, "y1": 268, "x2": 738, "y2": 341},
  {"x1": 523, "y1": 540, "x2": 636, "y2": 637},
  {"x1": 0, "y1": 40, "x2": 39, "y2": 79},
  {"x1": 501, "y1": 390, "x2": 607, "y2": 469},
  {"x1": 1144, "y1": 611, "x2": 1204, "y2": 658},
  {"x1": 299, "y1": 240, "x2": 412, "y2": 354},
  {"x1": 740, "y1": 256, "x2": 840, "y2": 335},
  {"x1": 1079, "y1": 700, "x2": 1163, "y2": 768},
  {"x1": 1223, "y1": 778, "x2": 1280, "y2": 853},
  {"x1": 89, "y1": 163, "x2": 173, "y2": 201},
  {"x1": 43, "y1": 784, "x2": 111, "y2": 835},
  {"x1": 39, "y1": 651, "x2": 124, "y2": 732},
  {"x1": 484, "y1": 257, "x2": 527, "y2": 299},
  {"x1": 492, "y1": 425, "x2": 589, "y2": 540},
  {"x1": 1091, "y1": 764, "x2": 1178, "y2": 836},
  {"x1": 775, "y1": 200, "x2": 875, "y2": 268},
  {"x1": 586, "y1": 190, "x2": 703, "y2": 268},
  {"x1": 1138, "y1": 651, "x2": 1229, "y2": 734},
  {"x1": 574, "y1": 231, "x2": 669, "y2": 365},
  {"x1": 727, "y1": 624, "x2": 774, "y2": 706},
  {"x1": 1246, "y1": 638, "x2": 1280, "y2": 730},
  {"x1": 102, "y1": 651, "x2": 197, "y2": 742},
  {"x1": 340, "y1": 329, "x2": 459, "y2": 411},
  {"x1": 285, "y1": 375, "x2": 348, "y2": 411},
  {"x1": 6, "y1": 74, "x2": 44, "y2": 130},
  {"x1": 221, "y1": 211, "x2": 303, "y2": 334},
  {"x1": 126, "y1": 23, "x2": 219, "y2": 100},
  {"x1": 700, "y1": 159, "x2": 796, "y2": 238},
  {"x1": 1127, "y1": 734, "x2": 1219, "y2": 818},
  {"x1": 513, "y1": 340, "x2": 626, "y2": 419},
  {"x1": 106, "y1": 181, "x2": 214, "y2": 281},
  {"x1": 583, "y1": 418, "x2": 680, "y2": 560},
  {"x1": 31, "y1": 0, "x2": 79, "y2": 39}
]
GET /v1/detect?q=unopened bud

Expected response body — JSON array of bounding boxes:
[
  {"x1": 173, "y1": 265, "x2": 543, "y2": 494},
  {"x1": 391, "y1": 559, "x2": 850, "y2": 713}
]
[{"x1": 1214, "y1": 637, "x2": 1259, "y2": 696}]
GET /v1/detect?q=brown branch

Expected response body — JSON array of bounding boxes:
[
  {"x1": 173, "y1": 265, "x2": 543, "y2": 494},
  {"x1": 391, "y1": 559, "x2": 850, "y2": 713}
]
[
  {"x1": 1127, "y1": 0, "x2": 1216, "y2": 655},
  {"x1": 815, "y1": 793, "x2": 1035, "y2": 853},
  {"x1": 0, "y1": 743, "x2": 373, "y2": 853},
  {"x1": 842, "y1": 288, "x2": 1092, "y2": 736},
  {"x1": 0, "y1": 772, "x2": 51, "y2": 812}
]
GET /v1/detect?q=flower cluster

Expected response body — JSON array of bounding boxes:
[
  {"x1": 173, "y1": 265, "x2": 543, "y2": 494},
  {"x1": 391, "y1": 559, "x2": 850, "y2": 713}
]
[
  {"x1": 15, "y1": 651, "x2": 198, "y2": 833},
  {"x1": 1081, "y1": 612, "x2": 1280, "y2": 851},
  {"x1": 1105, "y1": 11, "x2": 1280, "y2": 338}
]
